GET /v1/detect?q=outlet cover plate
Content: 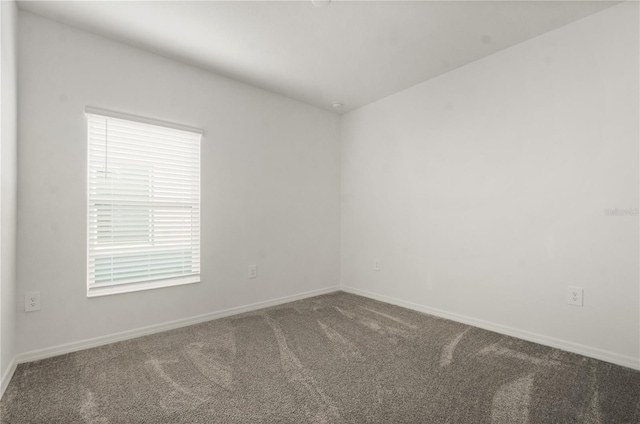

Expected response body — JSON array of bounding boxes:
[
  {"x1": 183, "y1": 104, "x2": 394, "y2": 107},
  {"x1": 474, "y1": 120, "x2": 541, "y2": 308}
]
[
  {"x1": 567, "y1": 286, "x2": 583, "y2": 306},
  {"x1": 25, "y1": 291, "x2": 41, "y2": 312}
]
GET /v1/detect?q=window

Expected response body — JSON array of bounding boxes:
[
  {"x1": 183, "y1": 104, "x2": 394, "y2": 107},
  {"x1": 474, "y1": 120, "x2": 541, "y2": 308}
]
[{"x1": 87, "y1": 108, "x2": 201, "y2": 297}]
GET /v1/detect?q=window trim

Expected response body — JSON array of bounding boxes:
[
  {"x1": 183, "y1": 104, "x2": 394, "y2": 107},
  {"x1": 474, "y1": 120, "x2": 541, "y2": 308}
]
[
  {"x1": 85, "y1": 106, "x2": 203, "y2": 135},
  {"x1": 86, "y1": 275, "x2": 200, "y2": 298},
  {"x1": 86, "y1": 107, "x2": 202, "y2": 297}
]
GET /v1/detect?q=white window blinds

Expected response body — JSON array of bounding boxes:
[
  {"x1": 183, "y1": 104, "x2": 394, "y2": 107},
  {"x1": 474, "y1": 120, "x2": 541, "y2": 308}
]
[{"x1": 87, "y1": 111, "x2": 201, "y2": 297}]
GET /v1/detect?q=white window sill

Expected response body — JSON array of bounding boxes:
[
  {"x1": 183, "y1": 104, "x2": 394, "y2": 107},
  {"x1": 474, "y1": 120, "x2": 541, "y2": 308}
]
[{"x1": 87, "y1": 275, "x2": 200, "y2": 298}]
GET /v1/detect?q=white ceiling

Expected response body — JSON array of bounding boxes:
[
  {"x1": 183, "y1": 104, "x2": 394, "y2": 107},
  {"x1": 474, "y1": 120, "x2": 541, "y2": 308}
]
[{"x1": 18, "y1": 1, "x2": 618, "y2": 113}]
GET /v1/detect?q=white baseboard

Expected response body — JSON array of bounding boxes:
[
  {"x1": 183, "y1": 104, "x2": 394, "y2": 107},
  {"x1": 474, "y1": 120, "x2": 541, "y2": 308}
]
[
  {"x1": 341, "y1": 285, "x2": 640, "y2": 371},
  {"x1": 15, "y1": 286, "x2": 341, "y2": 365},
  {"x1": 1, "y1": 356, "x2": 17, "y2": 399},
  {"x1": 9, "y1": 283, "x2": 638, "y2": 392}
]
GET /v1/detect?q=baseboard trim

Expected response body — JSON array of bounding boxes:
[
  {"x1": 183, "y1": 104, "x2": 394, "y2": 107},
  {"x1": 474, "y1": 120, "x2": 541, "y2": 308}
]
[
  {"x1": 341, "y1": 286, "x2": 640, "y2": 371},
  {"x1": 16, "y1": 286, "x2": 341, "y2": 365},
  {"x1": 1, "y1": 356, "x2": 17, "y2": 399}
]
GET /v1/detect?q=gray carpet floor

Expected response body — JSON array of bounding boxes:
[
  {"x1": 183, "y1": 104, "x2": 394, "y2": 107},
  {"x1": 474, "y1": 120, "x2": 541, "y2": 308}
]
[{"x1": 1, "y1": 291, "x2": 640, "y2": 423}]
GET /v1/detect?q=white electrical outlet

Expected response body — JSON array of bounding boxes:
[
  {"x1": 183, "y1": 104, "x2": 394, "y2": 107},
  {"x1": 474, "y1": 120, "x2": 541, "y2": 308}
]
[
  {"x1": 249, "y1": 265, "x2": 257, "y2": 279},
  {"x1": 25, "y1": 291, "x2": 41, "y2": 312},
  {"x1": 374, "y1": 260, "x2": 381, "y2": 271},
  {"x1": 567, "y1": 286, "x2": 583, "y2": 306}
]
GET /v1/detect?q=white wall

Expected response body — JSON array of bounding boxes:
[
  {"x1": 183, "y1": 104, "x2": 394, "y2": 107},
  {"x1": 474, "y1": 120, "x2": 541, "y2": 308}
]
[
  {"x1": 13, "y1": 2, "x2": 640, "y2": 370},
  {"x1": 1, "y1": 0, "x2": 18, "y2": 388},
  {"x1": 341, "y1": 2, "x2": 639, "y2": 367},
  {"x1": 16, "y1": 12, "x2": 340, "y2": 355}
]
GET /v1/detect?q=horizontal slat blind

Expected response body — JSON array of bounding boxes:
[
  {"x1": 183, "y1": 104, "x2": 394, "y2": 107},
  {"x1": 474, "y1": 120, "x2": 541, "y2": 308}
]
[{"x1": 87, "y1": 113, "x2": 201, "y2": 293}]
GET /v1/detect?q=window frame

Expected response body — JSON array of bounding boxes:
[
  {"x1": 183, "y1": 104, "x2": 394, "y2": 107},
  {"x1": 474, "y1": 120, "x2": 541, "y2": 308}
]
[{"x1": 85, "y1": 107, "x2": 202, "y2": 297}]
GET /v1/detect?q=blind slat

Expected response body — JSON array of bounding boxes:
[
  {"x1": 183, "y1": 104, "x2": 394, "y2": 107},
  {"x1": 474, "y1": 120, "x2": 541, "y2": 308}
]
[
  {"x1": 89, "y1": 135, "x2": 199, "y2": 156},
  {"x1": 90, "y1": 259, "x2": 201, "y2": 271},
  {"x1": 89, "y1": 242, "x2": 200, "y2": 255},
  {"x1": 87, "y1": 147, "x2": 198, "y2": 165}
]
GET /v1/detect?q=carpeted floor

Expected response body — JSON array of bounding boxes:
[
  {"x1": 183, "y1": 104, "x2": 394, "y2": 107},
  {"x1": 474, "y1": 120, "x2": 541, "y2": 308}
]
[{"x1": 2, "y1": 291, "x2": 640, "y2": 423}]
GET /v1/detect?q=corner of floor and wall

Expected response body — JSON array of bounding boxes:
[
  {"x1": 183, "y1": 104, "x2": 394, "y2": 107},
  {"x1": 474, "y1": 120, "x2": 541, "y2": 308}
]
[
  {"x1": 0, "y1": 0, "x2": 19, "y2": 400},
  {"x1": 2, "y1": 0, "x2": 640, "y2": 401},
  {"x1": 339, "y1": 1, "x2": 640, "y2": 372},
  {"x1": 1, "y1": 5, "x2": 342, "y2": 399}
]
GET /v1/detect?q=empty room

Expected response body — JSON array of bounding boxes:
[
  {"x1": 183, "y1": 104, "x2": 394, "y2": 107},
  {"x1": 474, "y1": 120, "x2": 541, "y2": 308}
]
[{"x1": 1, "y1": 0, "x2": 639, "y2": 422}]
